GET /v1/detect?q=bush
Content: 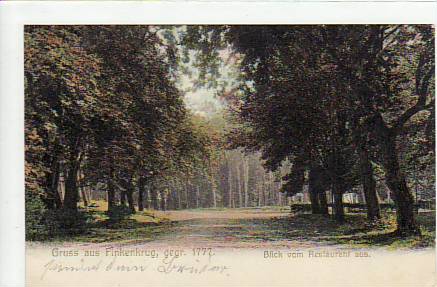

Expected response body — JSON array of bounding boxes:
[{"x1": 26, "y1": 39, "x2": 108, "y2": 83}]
[
  {"x1": 25, "y1": 191, "x2": 49, "y2": 241},
  {"x1": 43, "y1": 208, "x2": 94, "y2": 236},
  {"x1": 26, "y1": 190, "x2": 94, "y2": 240},
  {"x1": 106, "y1": 205, "x2": 133, "y2": 224}
]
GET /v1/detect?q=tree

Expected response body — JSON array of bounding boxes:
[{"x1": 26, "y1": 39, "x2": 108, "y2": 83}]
[
  {"x1": 322, "y1": 25, "x2": 434, "y2": 234},
  {"x1": 25, "y1": 26, "x2": 102, "y2": 211},
  {"x1": 179, "y1": 25, "x2": 434, "y2": 229}
]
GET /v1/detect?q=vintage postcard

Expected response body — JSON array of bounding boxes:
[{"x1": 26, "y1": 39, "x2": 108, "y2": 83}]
[{"x1": 0, "y1": 2, "x2": 436, "y2": 286}]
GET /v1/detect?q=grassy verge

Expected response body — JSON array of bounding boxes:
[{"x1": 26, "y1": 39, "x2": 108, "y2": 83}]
[
  {"x1": 264, "y1": 211, "x2": 435, "y2": 249},
  {"x1": 49, "y1": 206, "x2": 173, "y2": 244}
]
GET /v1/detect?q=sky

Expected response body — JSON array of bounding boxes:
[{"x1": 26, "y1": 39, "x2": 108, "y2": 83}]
[
  {"x1": 159, "y1": 25, "x2": 240, "y2": 118},
  {"x1": 177, "y1": 50, "x2": 240, "y2": 118},
  {"x1": 179, "y1": 74, "x2": 224, "y2": 118}
]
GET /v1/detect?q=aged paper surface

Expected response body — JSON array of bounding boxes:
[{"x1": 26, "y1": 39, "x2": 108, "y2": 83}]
[
  {"x1": 26, "y1": 246, "x2": 435, "y2": 286},
  {"x1": 0, "y1": 2, "x2": 436, "y2": 286}
]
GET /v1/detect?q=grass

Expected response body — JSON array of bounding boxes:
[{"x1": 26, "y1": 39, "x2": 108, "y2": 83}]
[
  {"x1": 52, "y1": 209, "x2": 173, "y2": 244},
  {"x1": 258, "y1": 211, "x2": 435, "y2": 249},
  {"x1": 46, "y1": 203, "x2": 435, "y2": 249},
  {"x1": 46, "y1": 201, "x2": 173, "y2": 244}
]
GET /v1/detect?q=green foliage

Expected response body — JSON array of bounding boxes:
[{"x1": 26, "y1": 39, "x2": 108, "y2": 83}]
[
  {"x1": 43, "y1": 209, "x2": 94, "y2": 236},
  {"x1": 106, "y1": 205, "x2": 134, "y2": 225},
  {"x1": 25, "y1": 191, "x2": 49, "y2": 241},
  {"x1": 26, "y1": 190, "x2": 93, "y2": 240}
]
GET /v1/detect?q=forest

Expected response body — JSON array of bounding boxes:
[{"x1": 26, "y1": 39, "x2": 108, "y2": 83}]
[{"x1": 25, "y1": 25, "x2": 435, "y2": 245}]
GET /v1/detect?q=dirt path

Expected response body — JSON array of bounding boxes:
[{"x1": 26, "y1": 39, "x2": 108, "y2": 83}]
[{"x1": 128, "y1": 208, "x2": 325, "y2": 249}]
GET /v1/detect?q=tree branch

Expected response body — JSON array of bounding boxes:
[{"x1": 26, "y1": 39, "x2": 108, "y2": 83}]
[{"x1": 393, "y1": 62, "x2": 435, "y2": 132}]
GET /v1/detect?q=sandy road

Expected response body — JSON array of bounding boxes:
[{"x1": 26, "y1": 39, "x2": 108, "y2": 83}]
[{"x1": 127, "y1": 208, "x2": 324, "y2": 249}]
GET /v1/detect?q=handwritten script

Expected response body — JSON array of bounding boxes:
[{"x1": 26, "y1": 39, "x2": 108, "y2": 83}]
[{"x1": 41, "y1": 254, "x2": 230, "y2": 280}]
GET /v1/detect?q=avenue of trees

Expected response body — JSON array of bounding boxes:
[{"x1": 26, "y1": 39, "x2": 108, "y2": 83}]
[{"x1": 25, "y1": 25, "x2": 434, "y2": 240}]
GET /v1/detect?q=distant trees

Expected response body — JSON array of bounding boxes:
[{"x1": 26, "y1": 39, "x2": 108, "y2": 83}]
[{"x1": 142, "y1": 114, "x2": 287, "y2": 210}]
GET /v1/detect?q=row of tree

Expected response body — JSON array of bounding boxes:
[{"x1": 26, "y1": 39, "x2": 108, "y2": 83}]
[
  {"x1": 25, "y1": 25, "x2": 288, "y2": 234},
  {"x1": 74, "y1": 149, "x2": 288, "y2": 210},
  {"x1": 25, "y1": 26, "x2": 212, "y2": 217},
  {"x1": 180, "y1": 25, "x2": 435, "y2": 236}
]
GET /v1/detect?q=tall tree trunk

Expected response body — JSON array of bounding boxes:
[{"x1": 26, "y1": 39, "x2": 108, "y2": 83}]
[
  {"x1": 59, "y1": 173, "x2": 65, "y2": 201},
  {"x1": 144, "y1": 185, "x2": 150, "y2": 209},
  {"x1": 237, "y1": 162, "x2": 242, "y2": 208},
  {"x1": 314, "y1": 166, "x2": 329, "y2": 215},
  {"x1": 80, "y1": 186, "x2": 88, "y2": 207},
  {"x1": 85, "y1": 186, "x2": 91, "y2": 203},
  {"x1": 308, "y1": 190, "x2": 321, "y2": 214},
  {"x1": 372, "y1": 114, "x2": 420, "y2": 235},
  {"x1": 44, "y1": 140, "x2": 62, "y2": 209},
  {"x1": 353, "y1": 117, "x2": 381, "y2": 221},
  {"x1": 63, "y1": 160, "x2": 80, "y2": 211},
  {"x1": 78, "y1": 168, "x2": 88, "y2": 207},
  {"x1": 166, "y1": 180, "x2": 174, "y2": 210},
  {"x1": 49, "y1": 160, "x2": 62, "y2": 209},
  {"x1": 167, "y1": 190, "x2": 175, "y2": 210},
  {"x1": 107, "y1": 166, "x2": 116, "y2": 212},
  {"x1": 261, "y1": 174, "x2": 266, "y2": 206},
  {"x1": 278, "y1": 179, "x2": 283, "y2": 206},
  {"x1": 138, "y1": 177, "x2": 145, "y2": 211},
  {"x1": 63, "y1": 135, "x2": 83, "y2": 211},
  {"x1": 318, "y1": 190, "x2": 329, "y2": 215},
  {"x1": 266, "y1": 172, "x2": 273, "y2": 206},
  {"x1": 120, "y1": 190, "x2": 127, "y2": 206},
  {"x1": 308, "y1": 189, "x2": 320, "y2": 214},
  {"x1": 243, "y1": 158, "x2": 249, "y2": 207},
  {"x1": 177, "y1": 186, "x2": 182, "y2": 210},
  {"x1": 358, "y1": 146, "x2": 380, "y2": 220},
  {"x1": 150, "y1": 183, "x2": 158, "y2": 210},
  {"x1": 332, "y1": 181, "x2": 345, "y2": 223},
  {"x1": 184, "y1": 180, "x2": 190, "y2": 209},
  {"x1": 381, "y1": 135, "x2": 419, "y2": 235},
  {"x1": 159, "y1": 189, "x2": 166, "y2": 211},
  {"x1": 195, "y1": 185, "x2": 200, "y2": 208},
  {"x1": 227, "y1": 157, "x2": 233, "y2": 208},
  {"x1": 308, "y1": 167, "x2": 321, "y2": 214},
  {"x1": 126, "y1": 185, "x2": 135, "y2": 213},
  {"x1": 211, "y1": 180, "x2": 217, "y2": 208}
]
